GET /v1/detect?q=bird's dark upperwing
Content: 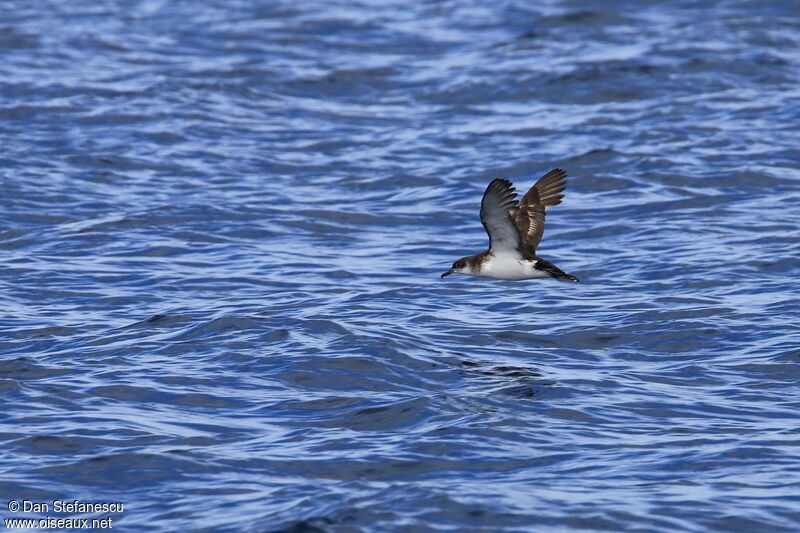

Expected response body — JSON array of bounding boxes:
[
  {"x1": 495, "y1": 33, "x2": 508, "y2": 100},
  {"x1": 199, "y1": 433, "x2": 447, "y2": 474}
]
[
  {"x1": 480, "y1": 178, "x2": 521, "y2": 254},
  {"x1": 512, "y1": 168, "x2": 567, "y2": 259}
]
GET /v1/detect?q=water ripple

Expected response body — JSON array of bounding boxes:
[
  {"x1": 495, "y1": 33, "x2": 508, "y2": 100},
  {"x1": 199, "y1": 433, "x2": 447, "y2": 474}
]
[{"x1": 2, "y1": 0, "x2": 800, "y2": 531}]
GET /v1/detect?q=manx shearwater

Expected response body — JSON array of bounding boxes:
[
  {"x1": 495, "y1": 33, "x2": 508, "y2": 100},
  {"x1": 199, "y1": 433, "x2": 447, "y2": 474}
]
[{"x1": 441, "y1": 169, "x2": 578, "y2": 282}]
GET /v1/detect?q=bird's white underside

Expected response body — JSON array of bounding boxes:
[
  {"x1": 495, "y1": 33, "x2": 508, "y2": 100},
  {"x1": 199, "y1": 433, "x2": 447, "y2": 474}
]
[{"x1": 465, "y1": 252, "x2": 549, "y2": 281}]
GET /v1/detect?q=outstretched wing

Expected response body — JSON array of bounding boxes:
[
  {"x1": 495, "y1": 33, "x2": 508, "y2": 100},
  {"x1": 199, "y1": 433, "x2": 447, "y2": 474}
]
[
  {"x1": 512, "y1": 168, "x2": 567, "y2": 258},
  {"x1": 480, "y1": 178, "x2": 520, "y2": 254}
]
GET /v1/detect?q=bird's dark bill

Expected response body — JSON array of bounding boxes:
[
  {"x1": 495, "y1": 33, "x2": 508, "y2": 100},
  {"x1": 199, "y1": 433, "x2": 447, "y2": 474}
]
[{"x1": 441, "y1": 269, "x2": 454, "y2": 278}]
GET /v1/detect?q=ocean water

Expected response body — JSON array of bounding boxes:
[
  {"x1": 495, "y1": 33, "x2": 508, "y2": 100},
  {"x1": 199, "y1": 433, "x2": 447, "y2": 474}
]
[{"x1": 1, "y1": 0, "x2": 799, "y2": 531}]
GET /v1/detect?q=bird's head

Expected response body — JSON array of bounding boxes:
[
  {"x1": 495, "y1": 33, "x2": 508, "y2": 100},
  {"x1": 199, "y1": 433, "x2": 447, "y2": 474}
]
[{"x1": 441, "y1": 257, "x2": 470, "y2": 278}]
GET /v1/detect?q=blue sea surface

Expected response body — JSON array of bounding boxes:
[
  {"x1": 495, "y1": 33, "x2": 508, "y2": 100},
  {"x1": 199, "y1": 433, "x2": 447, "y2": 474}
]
[{"x1": 1, "y1": 0, "x2": 799, "y2": 531}]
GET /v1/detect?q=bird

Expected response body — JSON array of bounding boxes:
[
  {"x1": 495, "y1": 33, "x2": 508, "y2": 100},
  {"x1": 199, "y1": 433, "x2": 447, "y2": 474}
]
[{"x1": 441, "y1": 168, "x2": 578, "y2": 282}]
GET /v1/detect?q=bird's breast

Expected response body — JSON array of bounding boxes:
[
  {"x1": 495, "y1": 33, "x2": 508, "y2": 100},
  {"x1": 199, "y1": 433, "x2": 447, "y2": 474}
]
[{"x1": 477, "y1": 254, "x2": 547, "y2": 280}]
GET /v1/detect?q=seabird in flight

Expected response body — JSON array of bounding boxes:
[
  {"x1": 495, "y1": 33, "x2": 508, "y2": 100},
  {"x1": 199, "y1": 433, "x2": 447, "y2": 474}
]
[{"x1": 441, "y1": 168, "x2": 578, "y2": 282}]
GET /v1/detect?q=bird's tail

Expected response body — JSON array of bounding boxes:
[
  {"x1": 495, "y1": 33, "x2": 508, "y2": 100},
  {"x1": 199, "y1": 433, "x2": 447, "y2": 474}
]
[{"x1": 536, "y1": 257, "x2": 579, "y2": 283}]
